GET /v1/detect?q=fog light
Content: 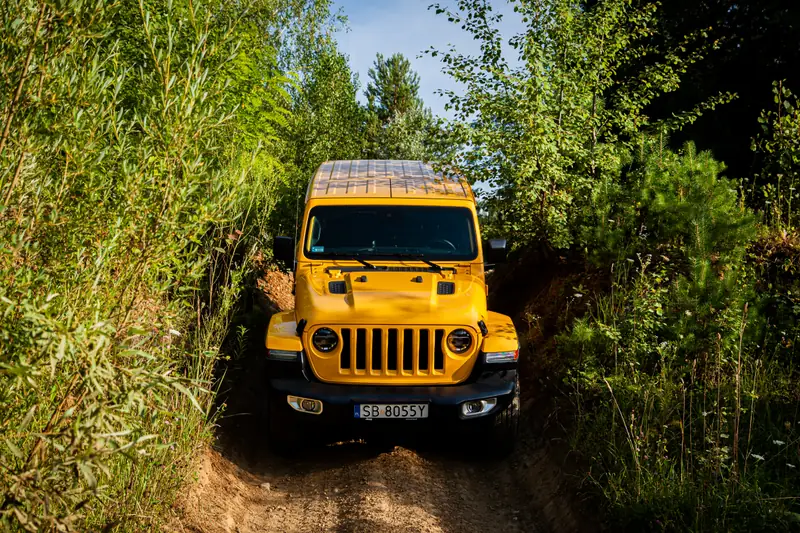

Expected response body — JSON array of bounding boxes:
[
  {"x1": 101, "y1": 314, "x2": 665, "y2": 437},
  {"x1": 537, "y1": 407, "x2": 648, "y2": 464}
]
[
  {"x1": 460, "y1": 397, "x2": 497, "y2": 418},
  {"x1": 287, "y1": 395, "x2": 323, "y2": 415}
]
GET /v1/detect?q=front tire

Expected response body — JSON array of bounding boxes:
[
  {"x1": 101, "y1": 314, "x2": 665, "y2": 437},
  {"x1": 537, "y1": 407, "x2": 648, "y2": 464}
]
[
  {"x1": 487, "y1": 376, "x2": 520, "y2": 457},
  {"x1": 263, "y1": 392, "x2": 302, "y2": 455}
]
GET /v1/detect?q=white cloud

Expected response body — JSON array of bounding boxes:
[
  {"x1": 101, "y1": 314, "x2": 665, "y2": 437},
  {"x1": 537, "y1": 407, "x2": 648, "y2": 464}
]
[{"x1": 333, "y1": 0, "x2": 524, "y2": 119}]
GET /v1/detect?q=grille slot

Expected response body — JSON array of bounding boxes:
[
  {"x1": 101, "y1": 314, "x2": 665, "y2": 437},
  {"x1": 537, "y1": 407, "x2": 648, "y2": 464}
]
[
  {"x1": 402, "y1": 329, "x2": 414, "y2": 371},
  {"x1": 387, "y1": 329, "x2": 398, "y2": 370},
  {"x1": 419, "y1": 329, "x2": 430, "y2": 371},
  {"x1": 434, "y1": 329, "x2": 445, "y2": 370},
  {"x1": 355, "y1": 329, "x2": 367, "y2": 369},
  {"x1": 340, "y1": 328, "x2": 351, "y2": 369},
  {"x1": 371, "y1": 329, "x2": 382, "y2": 371}
]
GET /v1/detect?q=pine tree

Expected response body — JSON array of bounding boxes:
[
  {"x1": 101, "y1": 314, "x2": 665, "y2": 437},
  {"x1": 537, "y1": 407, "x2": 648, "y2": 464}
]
[
  {"x1": 363, "y1": 53, "x2": 435, "y2": 160},
  {"x1": 365, "y1": 53, "x2": 423, "y2": 123}
]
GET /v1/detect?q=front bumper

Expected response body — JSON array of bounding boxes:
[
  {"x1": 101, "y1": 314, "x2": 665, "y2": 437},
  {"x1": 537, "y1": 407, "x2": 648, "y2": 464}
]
[{"x1": 266, "y1": 358, "x2": 517, "y2": 441}]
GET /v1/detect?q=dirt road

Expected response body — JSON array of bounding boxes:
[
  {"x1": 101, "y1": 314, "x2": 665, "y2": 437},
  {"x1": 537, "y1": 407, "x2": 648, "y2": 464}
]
[
  {"x1": 174, "y1": 424, "x2": 583, "y2": 533},
  {"x1": 171, "y1": 270, "x2": 589, "y2": 533}
]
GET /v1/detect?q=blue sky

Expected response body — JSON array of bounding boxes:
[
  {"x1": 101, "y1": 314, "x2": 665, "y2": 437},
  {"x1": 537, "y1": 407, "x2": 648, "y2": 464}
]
[{"x1": 332, "y1": 0, "x2": 524, "y2": 119}]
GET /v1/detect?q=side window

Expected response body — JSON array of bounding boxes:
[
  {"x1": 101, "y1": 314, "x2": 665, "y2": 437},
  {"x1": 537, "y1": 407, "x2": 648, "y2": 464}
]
[{"x1": 307, "y1": 216, "x2": 321, "y2": 251}]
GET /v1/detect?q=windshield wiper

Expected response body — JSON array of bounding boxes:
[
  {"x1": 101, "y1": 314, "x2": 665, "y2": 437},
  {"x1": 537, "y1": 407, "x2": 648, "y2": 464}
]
[
  {"x1": 322, "y1": 252, "x2": 378, "y2": 269},
  {"x1": 354, "y1": 257, "x2": 376, "y2": 270},
  {"x1": 319, "y1": 251, "x2": 452, "y2": 272},
  {"x1": 381, "y1": 253, "x2": 446, "y2": 272}
]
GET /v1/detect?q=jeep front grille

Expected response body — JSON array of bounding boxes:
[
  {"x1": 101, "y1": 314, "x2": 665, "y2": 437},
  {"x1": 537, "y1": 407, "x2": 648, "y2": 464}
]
[
  {"x1": 305, "y1": 325, "x2": 479, "y2": 383},
  {"x1": 339, "y1": 327, "x2": 446, "y2": 374}
]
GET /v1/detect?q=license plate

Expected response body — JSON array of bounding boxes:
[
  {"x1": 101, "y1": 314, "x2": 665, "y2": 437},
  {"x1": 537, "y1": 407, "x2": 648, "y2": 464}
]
[{"x1": 355, "y1": 403, "x2": 429, "y2": 420}]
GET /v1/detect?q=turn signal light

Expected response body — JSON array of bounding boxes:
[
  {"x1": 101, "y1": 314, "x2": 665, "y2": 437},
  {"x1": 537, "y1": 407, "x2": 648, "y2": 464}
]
[
  {"x1": 484, "y1": 349, "x2": 519, "y2": 364},
  {"x1": 267, "y1": 349, "x2": 300, "y2": 361}
]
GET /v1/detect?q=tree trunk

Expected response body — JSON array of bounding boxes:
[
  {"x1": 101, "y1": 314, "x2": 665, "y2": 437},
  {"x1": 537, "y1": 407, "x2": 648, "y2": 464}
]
[{"x1": 0, "y1": 2, "x2": 47, "y2": 157}]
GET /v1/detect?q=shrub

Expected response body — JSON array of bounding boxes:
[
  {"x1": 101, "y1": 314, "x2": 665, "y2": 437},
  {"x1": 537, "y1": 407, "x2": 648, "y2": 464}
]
[
  {"x1": 0, "y1": 1, "x2": 285, "y2": 530},
  {"x1": 561, "y1": 141, "x2": 799, "y2": 531}
]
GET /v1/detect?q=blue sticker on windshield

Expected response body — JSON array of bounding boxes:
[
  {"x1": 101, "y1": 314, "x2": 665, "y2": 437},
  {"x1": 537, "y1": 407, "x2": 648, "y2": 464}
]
[{"x1": 311, "y1": 246, "x2": 324, "y2": 252}]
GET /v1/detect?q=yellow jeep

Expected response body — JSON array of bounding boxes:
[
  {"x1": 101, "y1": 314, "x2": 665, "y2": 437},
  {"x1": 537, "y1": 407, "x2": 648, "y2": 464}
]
[{"x1": 265, "y1": 160, "x2": 520, "y2": 453}]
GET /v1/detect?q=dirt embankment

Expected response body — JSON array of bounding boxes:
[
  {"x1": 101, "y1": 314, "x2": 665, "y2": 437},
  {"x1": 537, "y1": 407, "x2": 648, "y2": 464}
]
[{"x1": 170, "y1": 266, "x2": 596, "y2": 533}]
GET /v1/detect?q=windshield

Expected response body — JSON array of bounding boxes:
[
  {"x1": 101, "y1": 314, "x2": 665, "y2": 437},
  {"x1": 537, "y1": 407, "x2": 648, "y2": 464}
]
[{"x1": 304, "y1": 205, "x2": 478, "y2": 261}]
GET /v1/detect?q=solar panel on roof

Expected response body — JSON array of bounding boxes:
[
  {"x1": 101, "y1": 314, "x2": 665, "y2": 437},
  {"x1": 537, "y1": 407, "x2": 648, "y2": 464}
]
[{"x1": 307, "y1": 160, "x2": 472, "y2": 201}]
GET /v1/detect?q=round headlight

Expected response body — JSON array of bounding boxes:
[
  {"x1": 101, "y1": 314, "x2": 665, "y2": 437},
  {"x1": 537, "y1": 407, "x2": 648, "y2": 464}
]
[
  {"x1": 312, "y1": 327, "x2": 338, "y2": 352},
  {"x1": 446, "y1": 329, "x2": 472, "y2": 354}
]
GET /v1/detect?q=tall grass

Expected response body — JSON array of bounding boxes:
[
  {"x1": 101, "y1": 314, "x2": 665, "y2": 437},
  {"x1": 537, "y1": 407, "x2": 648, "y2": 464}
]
[
  {"x1": 0, "y1": 1, "x2": 284, "y2": 530},
  {"x1": 748, "y1": 80, "x2": 800, "y2": 232}
]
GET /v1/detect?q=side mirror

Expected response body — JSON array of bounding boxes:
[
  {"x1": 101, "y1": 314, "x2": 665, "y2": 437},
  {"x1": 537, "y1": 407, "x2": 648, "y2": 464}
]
[
  {"x1": 484, "y1": 238, "x2": 507, "y2": 265},
  {"x1": 273, "y1": 236, "x2": 295, "y2": 268}
]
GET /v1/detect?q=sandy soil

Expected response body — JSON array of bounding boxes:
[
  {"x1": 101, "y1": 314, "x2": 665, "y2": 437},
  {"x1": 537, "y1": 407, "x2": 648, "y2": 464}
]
[
  {"x1": 172, "y1": 436, "x2": 585, "y2": 533},
  {"x1": 170, "y1": 269, "x2": 591, "y2": 533}
]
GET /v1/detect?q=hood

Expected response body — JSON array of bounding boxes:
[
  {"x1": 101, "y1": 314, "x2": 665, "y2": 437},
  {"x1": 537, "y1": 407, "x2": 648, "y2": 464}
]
[{"x1": 294, "y1": 264, "x2": 487, "y2": 328}]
